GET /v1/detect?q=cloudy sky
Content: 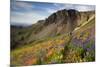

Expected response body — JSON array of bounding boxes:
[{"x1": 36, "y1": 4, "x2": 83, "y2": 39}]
[{"x1": 10, "y1": 0, "x2": 95, "y2": 26}]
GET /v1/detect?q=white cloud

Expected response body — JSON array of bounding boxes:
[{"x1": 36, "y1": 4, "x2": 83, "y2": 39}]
[
  {"x1": 11, "y1": 11, "x2": 47, "y2": 25},
  {"x1": 53, "y1": 3, "x2": 61, "y2": 7},
  {"x1": 53, "y1": 3, "x2": 95, "y2": 11},
  {"x1": 63, "y1": 4, "x2": 95, "y2": 11},
  {"x1": 74, "y1": 5, "x2": 95, "y2": 11},
  {"x1": 16, "y1": 1, "x2": 33, "y2": 9},
  {"x1": 45, "y1": 8, "x2": 57, "y2": 14},
  {"x1": 11, "y1": 1, "x2": 34, "y2": 11}
]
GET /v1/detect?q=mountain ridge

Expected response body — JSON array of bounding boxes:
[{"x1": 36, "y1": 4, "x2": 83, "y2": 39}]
[{"x1": 11, "y1": 9, "x2": 95, "y2": 49}]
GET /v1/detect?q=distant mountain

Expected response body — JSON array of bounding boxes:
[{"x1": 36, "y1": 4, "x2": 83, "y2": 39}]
[{"x1": 10, "y1": 9, "x2": 95, "y2": 49}]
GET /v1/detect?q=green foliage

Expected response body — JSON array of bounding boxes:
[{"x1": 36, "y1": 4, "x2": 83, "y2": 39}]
[
  {"x1": 85, "y1": 48, "x2": 95, "y2": 61},
  {"x1": 11, "y1": 32, "x2": 95, "y2": 65},
  {"x1": 47, "y1": 50, "x2": 63, "y2": 64},
  {"x1": 62, "y1": 43, "x2": 85, "y2": 63},
  {"x1": 86, "y1": 40, "x2": 94, "y2": 48},
  {"x1": 62, "y1": 40, "x2": 95, "y2": 62}
]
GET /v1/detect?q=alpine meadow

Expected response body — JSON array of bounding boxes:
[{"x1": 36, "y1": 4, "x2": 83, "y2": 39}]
[{"x1": 10, "y1": 0, "x2": 95, "y2": 66}]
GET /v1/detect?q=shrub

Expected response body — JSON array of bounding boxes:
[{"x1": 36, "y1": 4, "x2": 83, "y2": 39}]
[{"x1": 62, "y1": 43, "x2": 86, "y2": 63}]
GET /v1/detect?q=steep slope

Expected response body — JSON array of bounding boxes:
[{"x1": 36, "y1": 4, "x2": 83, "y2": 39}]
[
  {"x1": 11, "y1": 9, "x2": 95, "y2": 49},
  {"x1": 11, "y1": 16, "x2": 95, "y2": 65},
  {"x1": 11, "y1": 21, "x2": 45, "y2": 49},
  {"x1": 36, "y1": 9, "x2": 79, "y2": 36},
  {"x1": 28, "y1": 9, "x2": 95, "y2": 43}
]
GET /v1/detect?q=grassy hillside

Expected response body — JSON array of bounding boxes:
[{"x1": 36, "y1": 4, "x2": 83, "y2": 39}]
[
  {"x1": 11, "y1": 14, "x2": 95, "y2": 66},
  {"x1": 10, "y1": 22, "x2": 44, "y2": 49}
]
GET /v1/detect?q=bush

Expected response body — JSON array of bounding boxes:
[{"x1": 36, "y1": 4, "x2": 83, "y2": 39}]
[{"x1": 62, "y1": 43, "x2": 86, "y2": 62}]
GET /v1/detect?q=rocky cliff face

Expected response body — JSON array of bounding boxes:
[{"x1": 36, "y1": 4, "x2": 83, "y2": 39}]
[
  {"x1": 44, "y1": 9, "x2": 79, "y2": 33},
  {"x1": 28, "y1": 9, "x2": 95, "y2": 42},
  {"x1": 42, "y1": 9, "x2": 94, "y2": 34}
]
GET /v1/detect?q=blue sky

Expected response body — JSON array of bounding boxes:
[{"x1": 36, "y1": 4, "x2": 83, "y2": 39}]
[{"x1": 10, "y1": 0, "x2": 95, "y2": 25}]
